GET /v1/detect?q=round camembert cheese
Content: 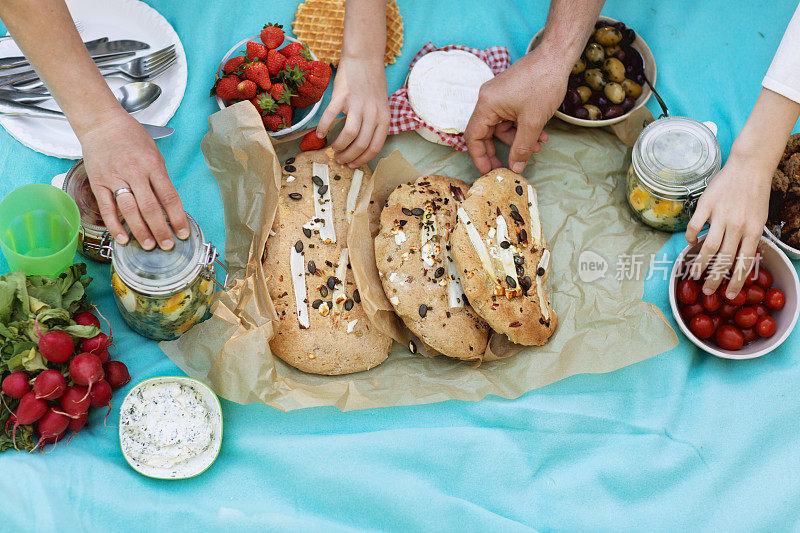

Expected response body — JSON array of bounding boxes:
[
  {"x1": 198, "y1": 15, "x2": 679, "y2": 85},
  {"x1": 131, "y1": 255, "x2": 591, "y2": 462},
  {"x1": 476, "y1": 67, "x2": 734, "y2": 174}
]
[{"x1": 407, "y1": 50, "x2": 494, "y2": 134}]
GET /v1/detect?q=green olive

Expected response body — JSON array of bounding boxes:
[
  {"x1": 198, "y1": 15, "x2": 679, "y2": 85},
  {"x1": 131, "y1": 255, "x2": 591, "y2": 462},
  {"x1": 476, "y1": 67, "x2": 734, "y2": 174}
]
[
  {"x1": 584, "y1": 68, "x2": 606, "y2": 91},
  {"x1": 583, "y1": 104, "x2": 602, "y2": 120},
  {"x1": 594, "y1": 26, "x2": 623, "y2": 46},
  {"x1": 604, "y1": 82, "x2": 626, "y2": 104},
  {"x1": 576, "y1": 86, "x2": 592, "y2": 104},
  {"x1": 602, "y1": 58, "x2": 626, "y2": 83},
  {"x1": 621, "y1": 78, "x2": 643, "y2": 98},
  {"x1": 571, "y1": 57, "x2": 586, "y2": 75},
  {"x1": 584, "y1": 42, "x2": 605, "y2": 64},
  {"x1": 605, "y1": 44, "x2": 622, "y2": 57}
]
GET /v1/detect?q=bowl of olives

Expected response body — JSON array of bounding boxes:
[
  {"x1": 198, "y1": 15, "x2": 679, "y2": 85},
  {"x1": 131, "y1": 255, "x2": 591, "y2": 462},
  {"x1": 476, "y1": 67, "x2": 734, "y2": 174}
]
[{"x1": 527, "y1": 17, "x2": 657, "y2": 127}]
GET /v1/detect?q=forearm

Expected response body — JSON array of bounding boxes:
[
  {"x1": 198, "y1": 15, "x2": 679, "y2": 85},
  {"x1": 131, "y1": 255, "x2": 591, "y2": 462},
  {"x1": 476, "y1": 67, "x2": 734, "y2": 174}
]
[
  {"x1": 341, "y1": 0, "x2": 386, "y2": 64},
  {"x1": 534, "y1": 0, "x2": 605, "y2": 74},
  {"x1": 731, "y1": 88, "x2": 800, "y2": 176},
  {"x1": 0, "y1": 0, "x2": 122, "y2": 137}
]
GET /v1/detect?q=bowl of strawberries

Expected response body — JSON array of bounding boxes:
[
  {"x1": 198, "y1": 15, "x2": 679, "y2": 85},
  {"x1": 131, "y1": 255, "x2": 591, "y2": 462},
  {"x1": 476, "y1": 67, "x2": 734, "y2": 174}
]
[
  {"x1": 211, "y1": 22, "x2": 331, "y2": 137},
  {"x1": 670, "y1": 235, "x2": 799, "y2": 359}
]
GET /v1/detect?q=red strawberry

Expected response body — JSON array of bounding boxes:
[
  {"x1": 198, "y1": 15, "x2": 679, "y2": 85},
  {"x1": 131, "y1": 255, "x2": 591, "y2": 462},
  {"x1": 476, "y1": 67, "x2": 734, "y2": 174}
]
[
  {"x1": 237, "y1": 79, "x2": 258, "y2": 100},
  {"x1": 300, "y1": 130, "x2": 326, "y2": 151},
  {"x1": 212, "y1": 74, "x2": 241, "y2": 101},
  {"x1": 262, "y1": 114, "x2": 286, "y2": 132},
  {"x1": 270, "y1": 82, "x2": 294, "y2": 104},
  {"x1": 296, "y1": 77, "x2": 324, "y2": 101},
  {"x1": 290, "y1": 93, "x2": 317, "y2": 109},
  {"x1": 285, "y1": 55, "x2": 310, "y2": 73},
  {"x1": 246, "y1": 41, "x2": 268, "y2": 62},
  {"x1": 245, "y1": 62, "x2": 272, "y2": 90},
  {"x1": 251, "y1": 93, "x2": 277, "y2": 116},
  {"x1": 279, "y1": 42, "x2": 308, "y2": 59},
  {"x1": 266, "y1": 49, "x2": 287, "y2": 76},
  {"x1": 260, "y1": 23, "x2": 285, "y2": 49},
  {"x1": 276, "y1": 103, "x2": 293, "y2": 127},
  {"x1": 224, "y1": 55, "x2": 247, "y2": 75},
  {"x1": 279, "y1": 64, "x2": 306, "y2": 87},
  {"x1": 306, "y1": 60, "x2": 332, "y2": 89}
]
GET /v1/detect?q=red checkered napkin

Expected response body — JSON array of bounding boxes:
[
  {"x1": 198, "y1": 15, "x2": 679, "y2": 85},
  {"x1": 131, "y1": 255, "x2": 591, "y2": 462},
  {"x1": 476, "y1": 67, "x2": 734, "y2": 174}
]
[{"x1": 389, "y1": 42, "x2": 510, "y2": 151}]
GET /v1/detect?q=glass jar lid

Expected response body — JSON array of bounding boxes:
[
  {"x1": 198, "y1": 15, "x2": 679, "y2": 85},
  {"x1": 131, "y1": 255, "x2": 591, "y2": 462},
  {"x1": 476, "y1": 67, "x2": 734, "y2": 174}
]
[
  {"x1": 632, "y1": 116, "x2": 721, "y2": 200},
  {"x1": 63, "y1": 160, "x2": 106, "y2": 230},
  {"x1": 111, "y1": 213, "x2": 207, "y2": 296}
]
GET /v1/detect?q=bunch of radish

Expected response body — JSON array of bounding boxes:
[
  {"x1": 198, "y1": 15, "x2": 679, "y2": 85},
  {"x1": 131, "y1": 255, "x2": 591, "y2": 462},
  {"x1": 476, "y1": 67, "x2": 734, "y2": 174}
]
[{"x1": 1, "y1": 311, "x2": 131, "y2": 451}]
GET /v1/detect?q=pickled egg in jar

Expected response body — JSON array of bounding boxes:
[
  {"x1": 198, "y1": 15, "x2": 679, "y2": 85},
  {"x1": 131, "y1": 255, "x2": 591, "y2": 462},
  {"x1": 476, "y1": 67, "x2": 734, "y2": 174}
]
[
  {"x1": 627, "y1": 117, "x2": 721, "y2": 232},
  {"x1": 103, "y1": 213, "x2": 221, "y2": 341},
  {"x1": 62, "y1": 160, "x2": 111, "y2": 262}
]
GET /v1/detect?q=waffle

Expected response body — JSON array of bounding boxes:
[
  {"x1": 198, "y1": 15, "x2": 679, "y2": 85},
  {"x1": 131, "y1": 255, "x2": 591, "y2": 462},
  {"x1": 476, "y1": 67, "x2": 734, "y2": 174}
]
[{"x1": 293, "y1": 0, "x2": 403, "y2": 66}]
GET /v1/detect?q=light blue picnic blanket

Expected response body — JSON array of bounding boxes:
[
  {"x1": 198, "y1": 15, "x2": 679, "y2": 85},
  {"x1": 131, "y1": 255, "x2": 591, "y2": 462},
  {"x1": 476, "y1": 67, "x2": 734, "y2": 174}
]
[{"x1": 1, "y1": 0, "x2": 799, "y2": 530}]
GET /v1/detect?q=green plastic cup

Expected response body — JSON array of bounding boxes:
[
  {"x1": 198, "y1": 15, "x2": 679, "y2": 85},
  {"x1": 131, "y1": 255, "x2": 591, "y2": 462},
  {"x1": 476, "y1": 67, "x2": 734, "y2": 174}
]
[{"x1": 0, "y1": 183, "x2": 80, "y2": 276}]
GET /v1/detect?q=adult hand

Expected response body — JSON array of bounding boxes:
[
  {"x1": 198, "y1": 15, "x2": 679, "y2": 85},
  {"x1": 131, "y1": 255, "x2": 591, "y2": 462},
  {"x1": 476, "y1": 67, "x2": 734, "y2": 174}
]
[
  {"x1": 685, "y1": 153, "x2": 772, "y2": 299},
  {"x1": 465, "y1": 46, "x2": 568, "y2": 174},
  {"x1": 316, "y1": 55, "x2": 390, "y2": 168},
  {"x1": 79, "y1": 109, "x2": 189, "y2": 251}
]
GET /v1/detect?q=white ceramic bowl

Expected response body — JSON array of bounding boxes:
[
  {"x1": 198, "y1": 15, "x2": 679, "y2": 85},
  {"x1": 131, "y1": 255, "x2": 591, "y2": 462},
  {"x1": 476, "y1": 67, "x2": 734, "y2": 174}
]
[
  {"x1": 764, "y1": 225, "x2": 800, "y2": 260},
  {"x1": 119, "y1": 376, "x2": 223, "y2": 480},
  {"x1": 527, "y1": 16, "x2": 657, "y2": 128},
  {"x1": 216, "y1": 35, "x2": 323, "y2": 138},
  {"x1": 669, "y1": 235, "x2": 799, "y2": 359}
]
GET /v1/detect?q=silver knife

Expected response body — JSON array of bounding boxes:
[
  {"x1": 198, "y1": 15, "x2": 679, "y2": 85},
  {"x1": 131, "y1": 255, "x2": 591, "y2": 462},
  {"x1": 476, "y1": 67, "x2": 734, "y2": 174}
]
[
  {"x1": 0, "y1": 52, "x2": 136, "y2": 88},
  {"x1": 0, "y1": 39, "x2": 149, "y2": 70},
  {"x1": 0, "y1": 99, "x2": 174, "y2": 139}
]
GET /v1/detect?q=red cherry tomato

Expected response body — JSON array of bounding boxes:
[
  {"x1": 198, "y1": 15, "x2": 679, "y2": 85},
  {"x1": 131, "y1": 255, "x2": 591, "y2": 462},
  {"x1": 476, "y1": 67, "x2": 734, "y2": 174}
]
[
  {"x1": 715, "y1": 325, "x2": 744, "y2": 350},
  {"x1": 765, "y1": 288, "x2": 785, "y2": 311},
  {"x1": 748, "y1": 267, "x2": 773, "y2": 290},
  {"x1": 710, "y1": 315, "x2": 723, "y2": 332},
  {"x1": 681, "y1": 302, "x2": 705, "y2": 321},
  {"x1": 740, "y1": 327, "x2": 758, "y2": 345},
  {"x1": 754, "y1": 304, "x2": 769, "y2": 317},
  {"x1": 689, "y1": 314, "x2": 715, "y2": 339},
  {"x1": 723, "y1": 289, "x2": 747, "y2": 306},
  {"x1": 734, "y1": 307, "x2": 759, "y2": 329},
  {"x1": 745, "y1": 285, "x2": 765, "y2": 305},
  {"x1": 701, "y1": 292, "x2": 722, "y2": 313},
  {"x1": 677, "y1": 278, "x2": 700, "y2": 305},
  {"x1": 756, "y1": 315, "x2": 777, "y2": 338},
  {"x1": 719, "y1": 303, "x2": 739, "y2": 319}
]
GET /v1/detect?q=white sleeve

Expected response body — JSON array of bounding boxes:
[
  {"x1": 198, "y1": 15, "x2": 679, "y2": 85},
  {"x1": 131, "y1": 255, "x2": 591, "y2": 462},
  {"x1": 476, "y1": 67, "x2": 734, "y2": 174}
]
[{"x1": 763, "y1": 3, "x2": 800, "y2": 103}]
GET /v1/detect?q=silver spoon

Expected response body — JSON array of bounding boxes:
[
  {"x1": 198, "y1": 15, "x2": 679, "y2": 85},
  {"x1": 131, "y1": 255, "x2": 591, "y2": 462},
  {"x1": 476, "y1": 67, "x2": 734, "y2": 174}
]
[{"x1": 0, "y1": 82, "x2": 162, "y2": 116}]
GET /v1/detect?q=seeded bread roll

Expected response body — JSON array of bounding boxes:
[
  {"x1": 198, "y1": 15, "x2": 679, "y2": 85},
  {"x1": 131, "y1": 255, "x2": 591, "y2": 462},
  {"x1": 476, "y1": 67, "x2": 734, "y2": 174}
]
[
  {"x1": 450, "y1": 168, "x2": 557, "y2": 346},
  {"x1": 264, "y1": 149, "x2": 392, "y2": 375},
  {"x1": 375, "y1": 175, "x2": 489, "y2": 360}
]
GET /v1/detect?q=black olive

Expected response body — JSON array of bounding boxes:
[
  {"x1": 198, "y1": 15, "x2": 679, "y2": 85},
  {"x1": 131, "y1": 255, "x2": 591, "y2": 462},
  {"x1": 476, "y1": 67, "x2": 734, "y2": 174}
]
[
  {"x1": 319, "y1": 285, "x2": 328, "y2": 297},
  {"x1": 333, "y1": 174, "x2": 341, "y2": 181},
  {"x1": 510, "y1": 211, "x2": 524, "y2": 224},
  {"x1": 312, "y1": 175, "x2": 324, "y2": 187},
  {"x1": 294, "y1": 240, "x2": 303, "y2": 253},
  {"x1": 289, "y1": 193, "x2": 302, "y2": 200},
  {"x1": 303, "y1": 227, "x2": 312, "y2": 238},
  {"x1": 505, "y1": 275, "x2": 517, "y2": 288},
  {"x1": 519, "y1": 229, "x2": 528, "y2": 242},
  {"x1": 284, "y1": 165, "x2": 296, "y2": 173},
  {"x1": 326, "y1": 276, "x2": 336, "y2": 289},
  {"x1": 284, "y1": 157, "x2": 295, "y2": 165},
  {"x1": 418, "y1": 304, "x2": 428, "y2": 318},
  {"x1": 509, "y1": 204, "x2": 519, "y2": 213},
  {"x1": 307, "y1": 260, "x2": 316, "y2": 274},
  {"x1": 513, "y1": 255, "x2": 524, "y2": 265},
  {"x1": 500, "y1": 241, "x2": 510, "y2": 249},
  {"x1": 411, "y1": 207, "x2": 424, "y2": 216},
  {"x1": 434, "y1": 267, "x2": 445, "y2": 278},
  {"x1": 515, "y1": 185, "x2": 523, "y2": 196},
  {"x1": 402, "y1": 207, "x2": 413, "y2": 216},
  {"x1": 344, "y1": 299, "x2": 354, "y2": 311},
  {"x1": 312, "y1": 299, "x2": 322, "y2": 309},
  {"x1": 353, "y1": 289, "x2": 361, "y2": 303},
  {"x1": 318, "y1": 185, "x2": 328, "y2": 196},
  {"x1": 537, "y1": 266, "x2": 545, "y2": 276}
]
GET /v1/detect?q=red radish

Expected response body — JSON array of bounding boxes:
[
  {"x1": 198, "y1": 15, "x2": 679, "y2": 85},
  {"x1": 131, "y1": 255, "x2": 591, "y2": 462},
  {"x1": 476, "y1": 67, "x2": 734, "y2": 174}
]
[
  {"x1": 74, "y1": 311, "x2": 101, "y2": 328},
  {"x1": 80, "y1": 333, "x2": 110, "y2": 355},
  {"x1": 60, "y1": 385, "x2": 90, "y2": 416},
  {"x1": 34, "y1": 408, "x2": 70, "y2": 450},
  {"x1": 103, "y1": 361, "x2": 131, "y2": 390},
  {"x1": 68, "y1": 412, "x2": 88, "y2": 433},
  {"x1": 32, "y1": 369, "x2": 67, "y2": 400},
  {"x1": 12, "y1": 392, "x2": 48, "y2": 445},
  {"x1": 68, "y1": 352, "x2": 104, "y2": 400},
  {"x1": 95, "y1": 349, "x2": 110, "y2": 364},
  {"x1": 2, "y1": 371, "x2": 31, "y2": 399},
  {"x1": 90, "y1": 380, "x2": 113, "y2": 408},
  {"x1": 40, "y1": 430, "x2": 66, "y2": 446},
  {"x1": 38, "y1": 330, "x2": 75, "y2": 364},
  {"x1": 4, "y1": 413, "x2": 16, "y2": 436}
]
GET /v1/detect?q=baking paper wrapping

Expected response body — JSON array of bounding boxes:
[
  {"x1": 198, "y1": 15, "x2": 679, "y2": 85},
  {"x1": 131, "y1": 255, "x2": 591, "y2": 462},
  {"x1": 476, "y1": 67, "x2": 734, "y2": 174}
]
[{"x1": 160, "y1": 102, "x2": 677, "y2": 411}]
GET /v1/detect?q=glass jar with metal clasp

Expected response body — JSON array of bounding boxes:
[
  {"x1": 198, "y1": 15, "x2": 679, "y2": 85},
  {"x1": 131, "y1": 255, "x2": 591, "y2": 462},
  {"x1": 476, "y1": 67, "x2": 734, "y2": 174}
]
[
  {"x1": 60, "y1": 159, "x2": 111, "y2": 262},
  {"x1": 100, "y1": 213, "x2": 227, "y2": 341},
  {"x1": 626, "y1": 116, "x2": 721, "y2": 232}
]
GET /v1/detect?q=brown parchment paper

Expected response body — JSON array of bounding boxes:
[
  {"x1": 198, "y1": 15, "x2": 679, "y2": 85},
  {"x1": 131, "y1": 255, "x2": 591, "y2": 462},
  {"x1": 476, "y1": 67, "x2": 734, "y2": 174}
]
[{"x1": 160, "y1": 102, "x2": 677, "y2": 411}]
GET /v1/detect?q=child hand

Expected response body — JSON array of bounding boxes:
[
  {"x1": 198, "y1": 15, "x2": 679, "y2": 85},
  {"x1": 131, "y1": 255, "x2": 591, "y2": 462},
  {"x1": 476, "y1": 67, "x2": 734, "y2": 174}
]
[
  {"x1": 685, "y1": 153, "x2": 772, "y2": 299},
  {"x1": 316, "y1": 55, "x2": 389, "y2": 168}
]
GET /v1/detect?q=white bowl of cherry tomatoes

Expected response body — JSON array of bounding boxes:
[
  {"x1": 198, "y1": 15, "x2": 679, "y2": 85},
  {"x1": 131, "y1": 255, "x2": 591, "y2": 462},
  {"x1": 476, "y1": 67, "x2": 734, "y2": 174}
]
[{"x1": 670, "y1": 235, "x2": 799, "y2": 359}]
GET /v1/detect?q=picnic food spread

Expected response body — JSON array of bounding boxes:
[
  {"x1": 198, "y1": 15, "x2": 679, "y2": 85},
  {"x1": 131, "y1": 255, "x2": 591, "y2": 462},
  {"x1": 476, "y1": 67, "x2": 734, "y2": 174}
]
[
  {"x1": 105, "y1": 213, "x2": 219, "y2": 341},
  {"x1": 562, "y1": 19, "x2": 646, "y2": 121},
  {"x1": 769, "y1": 133, "x2": 800, "y2": 251}
]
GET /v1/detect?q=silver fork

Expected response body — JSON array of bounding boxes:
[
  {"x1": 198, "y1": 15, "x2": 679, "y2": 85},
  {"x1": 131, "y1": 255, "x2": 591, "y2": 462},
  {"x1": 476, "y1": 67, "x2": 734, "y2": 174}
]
[{"x1": 5, "y1": 45, "x2": 176, "y2": 90}]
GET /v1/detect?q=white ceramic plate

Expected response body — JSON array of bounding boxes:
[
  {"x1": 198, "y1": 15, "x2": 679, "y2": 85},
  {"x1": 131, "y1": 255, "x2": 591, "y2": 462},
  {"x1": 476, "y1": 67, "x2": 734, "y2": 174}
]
[
  {"x1": 119, "y1": 376, "x2": 223, "y2": 480},
  {"x1": 215, "y1": 34, "x2": 322, "y2": 138},
  {"x1": 0, "y1": 0, "x2": 187, "y2": 159}
]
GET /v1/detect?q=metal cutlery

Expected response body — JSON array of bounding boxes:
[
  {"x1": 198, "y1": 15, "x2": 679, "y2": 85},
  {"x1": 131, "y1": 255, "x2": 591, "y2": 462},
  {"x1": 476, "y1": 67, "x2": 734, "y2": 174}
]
[
  {"x1": 0, "y1": 38, "x2": 149, "y2": 70},
  {"x1": 0, "y1": 51, "x2": 137, "y2": 88},
  {"x1": 0, "y1": 81, "x2": 162, "y2": 109}
]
